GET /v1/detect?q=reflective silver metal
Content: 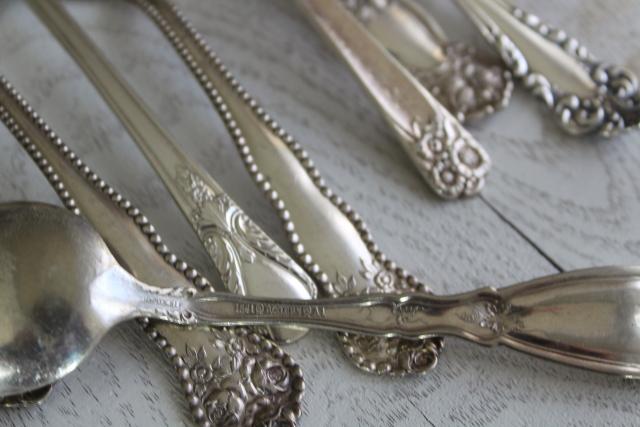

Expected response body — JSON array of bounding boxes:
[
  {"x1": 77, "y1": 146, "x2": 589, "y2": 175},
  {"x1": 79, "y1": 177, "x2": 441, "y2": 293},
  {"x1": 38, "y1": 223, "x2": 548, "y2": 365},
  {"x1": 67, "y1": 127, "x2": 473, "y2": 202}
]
[
  {"x1": 298, "y1": 0, "x2": 491, "y2": 199},
  {"x1": 0, "y1": 77, "x2": 304, "y2": 426},
  {"x1": 2, "y1": 203, "x2": 640, "y2": 398},
  {"x1": 134, "y1": 0, "x2": 443, "y2": 376},
  {"x1": 27, "y1": 0, "x2": 317, "y2": 343},
  {"x1": 0, "y1": 387, "x2": 52, "y2": 408},
  {"x1": 342, "y1": 0, "x2": 513, "y2": 122},
  {"x1": 456, "y1": 0, "x2": 640, "y2": 137}
]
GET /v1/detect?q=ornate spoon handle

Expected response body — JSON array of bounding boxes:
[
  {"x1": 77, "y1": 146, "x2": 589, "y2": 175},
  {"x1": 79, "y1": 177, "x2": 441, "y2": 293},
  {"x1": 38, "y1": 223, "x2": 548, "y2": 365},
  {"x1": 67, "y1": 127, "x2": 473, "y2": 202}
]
[
  {"x1": 456, "y1": 0, "x2": 640, "y2": 136},
  {"x1": 298, "y1": 0, "x2": 491, "y2": 199},
  {"x1": 134, "y1": 0, "x2": 443, "y2": 375},
  {"x1": 342, "y1": 0, "x2": 513, "y2": 122},
  {"x1": 0, "y1": 77, "x2": 304, "y2": 425},
  {"x1": 140, "y1": 266, "x2": 640, "y2": 378},
  {"x1": 27, "y1": 0, "x2": 318, "y2": 343}
]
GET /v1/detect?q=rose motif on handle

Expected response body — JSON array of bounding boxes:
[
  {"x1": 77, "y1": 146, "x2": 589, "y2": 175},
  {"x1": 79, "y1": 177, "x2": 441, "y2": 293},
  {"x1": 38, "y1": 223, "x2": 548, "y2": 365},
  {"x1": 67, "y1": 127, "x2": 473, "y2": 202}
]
[
  {"x1": 411, "y1": 115, "x2": 490, "y2": 199},
  {"x1": 415, "y1": 42, "x2": 513, "y2": 123},
  {"x1": 177, "y1": 328, "x2": 303, "y2": 427},
  {"x1": 204, "y1": 389, "x2": 245, "y2": 427}
]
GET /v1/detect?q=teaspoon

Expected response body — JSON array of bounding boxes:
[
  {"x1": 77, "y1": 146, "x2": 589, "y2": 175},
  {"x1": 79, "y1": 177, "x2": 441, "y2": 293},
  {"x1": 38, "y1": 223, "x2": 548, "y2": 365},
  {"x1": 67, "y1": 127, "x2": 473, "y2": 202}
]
[{"x1": 2, "y1": 202, "x2": 640, "y2": 396}]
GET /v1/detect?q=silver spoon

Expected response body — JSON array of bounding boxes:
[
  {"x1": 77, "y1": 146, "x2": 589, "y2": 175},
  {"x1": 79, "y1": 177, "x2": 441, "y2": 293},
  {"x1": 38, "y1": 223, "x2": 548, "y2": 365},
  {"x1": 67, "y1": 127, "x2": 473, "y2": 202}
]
[
  {"x1": 298, "y1": 0, "x2": 491, "y2": 199},
  {"x1": 3, "y1": 202, "x2": 640, "y2": 396},
  {"x1": 456, "y1": 0, "x2": 640, "y2": 137},
  {"x1": 342, "y1": 0, "x2": 513, "y2": 123}
]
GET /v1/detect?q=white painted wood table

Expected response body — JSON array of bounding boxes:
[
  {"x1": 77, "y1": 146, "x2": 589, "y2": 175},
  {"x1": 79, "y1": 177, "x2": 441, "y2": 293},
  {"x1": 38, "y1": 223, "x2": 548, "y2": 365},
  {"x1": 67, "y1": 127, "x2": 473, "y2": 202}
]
[{"x1": 0, "y1": 0, "x2": 639, "y2": 425}]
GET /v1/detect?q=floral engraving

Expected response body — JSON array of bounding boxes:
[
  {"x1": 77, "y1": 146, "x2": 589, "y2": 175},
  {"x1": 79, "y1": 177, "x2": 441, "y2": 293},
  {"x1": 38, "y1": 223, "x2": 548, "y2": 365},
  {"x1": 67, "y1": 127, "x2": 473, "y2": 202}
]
[
  {"x1": 178, "y1": 328, "x2": 301, "y2": 427},
  {"x1": 328, "y1": 258, "x2": 444, "y2": 375},
  {"x1": 177, "y1": 166, "x2": 317, "y2": 298},
  {"x1": 338, "y1": 333, "x2": 443, "y2": 375},
  {"x1": 410, "y1": 114, "x2": 490, "y2": 199},
  {"x1": 360, "y1": 258, "x2": 398, "y2": 294},
  {"x1": 414, "y1": 42, "x2": 513, "y2": 123},
  {"x1": 140, "y1": 285, "x2": 197, "y2": 324},
  {"x1": 392, "y1": 303, "x2": 421, "y2": 325},
  {"x1": 457, "y1": 301, "x2": 524, "y2": 337}
]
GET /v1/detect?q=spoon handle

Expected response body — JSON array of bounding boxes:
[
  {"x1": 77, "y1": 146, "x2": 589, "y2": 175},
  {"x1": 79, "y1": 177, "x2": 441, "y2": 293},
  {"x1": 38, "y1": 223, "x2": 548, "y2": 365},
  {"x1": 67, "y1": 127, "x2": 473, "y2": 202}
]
[
  {"x1": 342, "y1": 0, "x2": 513, "y2": 122},
  {"x1": 179, "y1": 266, "x2": 640, "y2": 377},
  {"x1": 27, "y1": 0, "x2": 318, "y2": 343},
  {"x1": 297, "y1": 0, "x2": 491, "y2": 199},
  {"x1": 0, "y1": 75, "x2": 304, "y2": 425},
  {"x1": 134, "y1": 0, "x2": 443, "y2": 376},
  {"x1": 456, "y1": 0, "x2": 640, "y2": 136}
]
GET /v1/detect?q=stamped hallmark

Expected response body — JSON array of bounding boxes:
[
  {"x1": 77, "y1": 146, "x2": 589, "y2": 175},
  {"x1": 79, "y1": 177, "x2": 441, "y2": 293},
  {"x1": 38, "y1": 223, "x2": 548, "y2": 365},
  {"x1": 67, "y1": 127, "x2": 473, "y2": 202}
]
[{"x1": 234, "y1": 302, "x2": 327, "y2": 319}]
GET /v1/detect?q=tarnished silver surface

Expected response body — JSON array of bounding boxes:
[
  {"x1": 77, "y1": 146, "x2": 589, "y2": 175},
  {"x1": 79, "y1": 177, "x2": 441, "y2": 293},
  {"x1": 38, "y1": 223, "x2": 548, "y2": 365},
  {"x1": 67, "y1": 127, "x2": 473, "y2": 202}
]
[
  {"x1": 28, "y1": 0, "x2": 317, "y2": 344},
  {"x1": 342, "y1": 0, "x2": 513, "y2": 122},
  {"x1": 298, "y1": 0, "x2": 491, "y2": 199},
  {"x1": 0, "y1": 387, "x2": 52, "y2": 408},
  {"x1": 134, "y1": 0, "x2": 443, "y2": 376},
  {"x1": 0, "y1": 77, "x2": 304, "y2": 426},
  {"x1": 2, "y1": 203, "x2": 640, "y2": 397},
  {"x1": 457, "y1": 0, "x2": 640, "y2": 137}
]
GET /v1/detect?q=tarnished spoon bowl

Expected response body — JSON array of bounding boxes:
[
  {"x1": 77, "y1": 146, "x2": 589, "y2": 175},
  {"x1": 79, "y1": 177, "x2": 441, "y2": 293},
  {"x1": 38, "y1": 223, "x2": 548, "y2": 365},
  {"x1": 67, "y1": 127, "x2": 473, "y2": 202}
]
[{"x1": 3, "y1": 202, "x2": 640, "y2": 397}]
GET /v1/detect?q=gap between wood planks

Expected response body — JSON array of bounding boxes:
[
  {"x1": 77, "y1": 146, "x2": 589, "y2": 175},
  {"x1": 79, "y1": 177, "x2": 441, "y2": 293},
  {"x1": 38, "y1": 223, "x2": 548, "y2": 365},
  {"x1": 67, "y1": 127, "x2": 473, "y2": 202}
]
[{"x1": 479, "y1": 195, "x2": 565, "y2": 273}]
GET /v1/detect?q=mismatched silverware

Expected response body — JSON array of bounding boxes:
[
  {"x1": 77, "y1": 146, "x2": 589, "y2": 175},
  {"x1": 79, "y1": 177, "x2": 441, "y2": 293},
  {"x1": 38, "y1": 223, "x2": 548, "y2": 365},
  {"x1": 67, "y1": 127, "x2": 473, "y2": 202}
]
[
  {"x1": 27, "y1": 0, "x2": 318, "y2": 343},
  {"x1": 342, "y1": 0, "x2": 513, "y2": 122},
  {"x1": 456, "y1": 0, "x2": 640, "y2": 136},
  {"x1": 0, "y1": 76, "x2": 304, "y2": 426},
  {"x1": 298, "y1": 0, "x2": 491, "y2": 199},
  {"x1": 3, "y1": 202, "x2": 640, "y2": 398},
  {"x1": 134, "y1": 0, "x2": 443, "y2": 376}
]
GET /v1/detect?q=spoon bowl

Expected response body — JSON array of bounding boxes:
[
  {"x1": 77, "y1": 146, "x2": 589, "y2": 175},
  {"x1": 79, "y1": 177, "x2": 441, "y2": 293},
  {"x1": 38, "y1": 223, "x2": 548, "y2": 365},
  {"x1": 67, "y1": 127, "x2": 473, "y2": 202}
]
[
  {"x1": 2, "y1": 202, "x2": 640, "y2": 396},
  {"x1": 0, "y1": 203, "x2": 133, "y2": 395}
]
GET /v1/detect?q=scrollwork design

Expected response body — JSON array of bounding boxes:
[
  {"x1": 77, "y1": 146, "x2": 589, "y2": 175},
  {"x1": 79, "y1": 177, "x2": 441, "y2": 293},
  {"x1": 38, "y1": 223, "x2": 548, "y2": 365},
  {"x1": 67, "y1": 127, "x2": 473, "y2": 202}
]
[
  {"x1": 136, "y1": 0, "x2": 443, "y2": 376},
  {"x1": 177, "y1": 166, "x2": 317, "y2": 298},
  {"x1": 410, "y1": 114, "x2": 491, "y2": 199},
  {"x1": 457, "y1": 300, "x2": 524, "y2": 338},
  {"x1": 472, "y1": 4, "x2": 640, "y2": 136}
]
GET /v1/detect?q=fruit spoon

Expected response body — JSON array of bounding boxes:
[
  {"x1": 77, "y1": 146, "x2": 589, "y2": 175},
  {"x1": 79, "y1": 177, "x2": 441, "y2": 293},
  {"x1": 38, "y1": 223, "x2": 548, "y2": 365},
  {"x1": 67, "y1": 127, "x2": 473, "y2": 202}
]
[{"x1": 3, "y1": 203, "x2": 640, "y2": 397}]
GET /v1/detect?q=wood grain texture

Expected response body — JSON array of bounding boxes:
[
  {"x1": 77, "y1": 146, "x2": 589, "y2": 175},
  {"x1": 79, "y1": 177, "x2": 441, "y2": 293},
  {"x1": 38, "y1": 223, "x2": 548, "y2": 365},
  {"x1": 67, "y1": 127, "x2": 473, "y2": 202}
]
[{"x1": 0, "y1": 0, "x2": 638, "y2": 425}]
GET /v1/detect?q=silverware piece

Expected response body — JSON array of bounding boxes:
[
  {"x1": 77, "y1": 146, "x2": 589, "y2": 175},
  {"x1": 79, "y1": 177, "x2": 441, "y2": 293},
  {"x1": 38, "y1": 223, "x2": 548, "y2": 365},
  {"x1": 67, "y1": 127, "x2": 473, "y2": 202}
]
[
  {"x1": 0, "y1": 387, "x2": 52, "y2": 408},
  {"x1": 3, "y1": 203, "x2": 640, "y2": 396},
  {"x1": 298, "y1": 0, "x2": 491, "y2": 199},
  {"x1": 342, "y1": 0, "x2": 513, "y2": 122},
  {"x1": 0, "y1": 78, "x2": 304, "y2": 426},
  {"x1": 134, "y1": 0, "x2": 443, "y2": 376},
  {"x1": 456, "y1": 0, "x2": 640, "y2": 136},
  {"x1": 27, "y1": 0, "x2": 318, "y2": 343}
]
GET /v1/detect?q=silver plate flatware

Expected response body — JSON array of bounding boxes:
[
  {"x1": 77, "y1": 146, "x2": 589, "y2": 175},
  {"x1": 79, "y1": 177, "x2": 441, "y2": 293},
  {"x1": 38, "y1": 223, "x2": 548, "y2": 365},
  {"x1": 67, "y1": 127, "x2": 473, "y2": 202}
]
[
  {"x1": 3, "y1": 202, "x2": 640, "y2": 397},
  {"x1": 457, "y1": 0, "x2": 640, "y2": 136},
  {"x1": 27, "y1": 0, "x2": 318, "y2": 344},
  {"x1": 135, "y1": 0, "x2": 444, "y2": 376},
  {"x1": 0, "y1": 77, "x2": 304, "y2": 426},
  {"x1": 342, "y1": 0, "x2": 513, "y2": 123},
  {"x1": 298, "y1": 0, "x2": 491, "y2": 199},
  {"x1": 134, "y1": 0, "x2": 443, "y2": 376}
]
